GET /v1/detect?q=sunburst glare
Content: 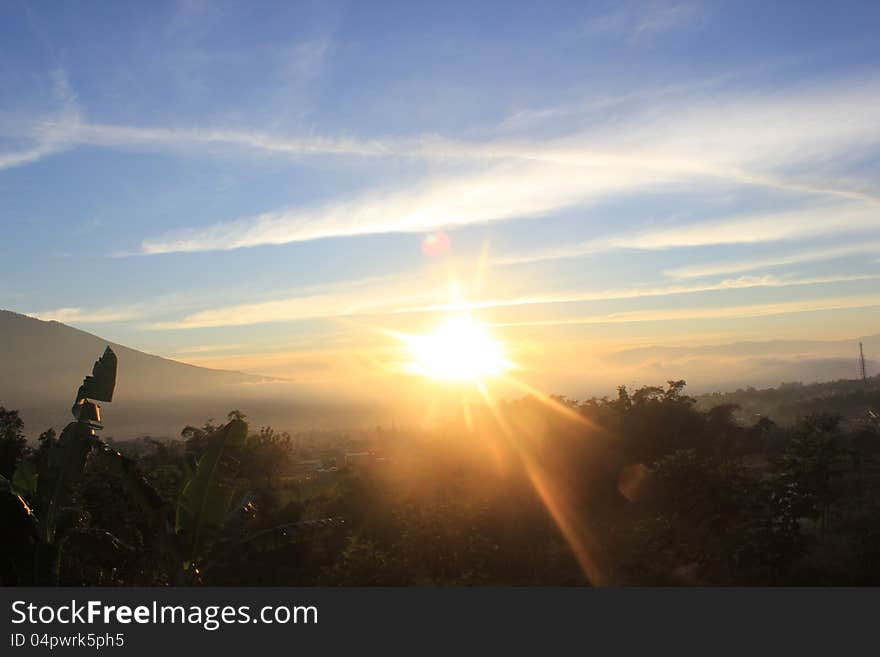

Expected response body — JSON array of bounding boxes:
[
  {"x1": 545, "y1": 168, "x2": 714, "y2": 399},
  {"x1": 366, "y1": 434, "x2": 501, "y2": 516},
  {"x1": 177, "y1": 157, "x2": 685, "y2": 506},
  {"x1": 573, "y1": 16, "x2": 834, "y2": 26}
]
[{"x1": 402, "y1": 314, "x2": 512, "y2": 382}]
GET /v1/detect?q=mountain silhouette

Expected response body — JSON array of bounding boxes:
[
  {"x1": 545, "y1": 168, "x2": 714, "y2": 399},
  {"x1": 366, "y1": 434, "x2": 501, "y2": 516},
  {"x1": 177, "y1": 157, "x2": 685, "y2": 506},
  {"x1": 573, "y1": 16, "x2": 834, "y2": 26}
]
[
  {"x1": 0, "y1": 310, "x2": 277, "y2": 437},
  {"x1": 0, "y1": 309, "x2": 270, "y2": 399}
]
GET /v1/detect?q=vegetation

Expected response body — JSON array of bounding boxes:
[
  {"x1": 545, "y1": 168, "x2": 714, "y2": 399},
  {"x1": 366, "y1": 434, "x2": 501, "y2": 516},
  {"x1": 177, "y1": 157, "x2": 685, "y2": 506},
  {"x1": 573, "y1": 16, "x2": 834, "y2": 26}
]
[
  {"x1": 696, "y1": 375, "x2": 880, "y2": 427},
  {"x1": 2, "y1": 350, "x2": 880, "y2": 586}
]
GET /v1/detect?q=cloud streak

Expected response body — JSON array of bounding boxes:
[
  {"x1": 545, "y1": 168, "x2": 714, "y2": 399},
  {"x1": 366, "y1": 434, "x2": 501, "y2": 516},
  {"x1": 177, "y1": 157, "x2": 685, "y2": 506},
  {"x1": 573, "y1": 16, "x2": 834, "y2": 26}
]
[
  {"x1": 4, "y1": 71, "x2": 880, "y2": 259},
  {"x1": 149, "y1": 272, "x2": 878, "y2": 330},
  {"x1": 134, "y1": 74, "x2": 880, "y2": 255},
  {"x1": 139, "y1": 159, "x2": 672, "y2": 254},
  {"x1": 396, "y1": 274, "x2": 880, "y2": 315},
  {"x1": 490, "y1": 294, "x2": 880, "y2": 328},
  {"x1": 494, "y1": 203, "x2": 880, "y2": 266},
  {"x1": 582, "y1": 1, "x2": 703, "y2": 42},
  {"x1": 663, "y1": 240, "x2": 880, "y2": 279},
  {"x1": 28, "y1": 306, "x2": 143, "y2": 324}
]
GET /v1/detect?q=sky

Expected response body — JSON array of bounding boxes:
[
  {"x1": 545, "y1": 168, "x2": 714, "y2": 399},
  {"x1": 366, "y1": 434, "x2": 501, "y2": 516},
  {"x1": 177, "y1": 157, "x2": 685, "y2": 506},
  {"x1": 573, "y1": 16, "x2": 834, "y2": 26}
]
[{"x1": 2, "y1": 0, "x2": 880, "y2": 401}]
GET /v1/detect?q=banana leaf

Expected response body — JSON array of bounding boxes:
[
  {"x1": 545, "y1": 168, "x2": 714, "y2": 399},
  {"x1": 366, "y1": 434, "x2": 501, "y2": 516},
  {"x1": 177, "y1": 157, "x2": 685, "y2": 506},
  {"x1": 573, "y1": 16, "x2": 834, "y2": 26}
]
[
  {"x1": 10, "y1": 458, "x2": 38, "y2": 498},
  {"x1": 200, "y1": 517, "x2": 343, "y2": 580},
  {"x1": 175, "y1": 419, "x2": 248, "y2": 564},
  {"x1": 93, "y1": 440, "x2": 170, "y2": 521},
  {"x1": 75, "y1": 346, "x2": 117, "y2": 403},
  {"x1": 62, "y1": 528, "x2": 135, "y2": 562},
  {"x1": 237, "y1": 517, "x2": 343, "y2": 552},
  {"x1": 38, "y1": 421, "x2": 95, "y2": 545}
]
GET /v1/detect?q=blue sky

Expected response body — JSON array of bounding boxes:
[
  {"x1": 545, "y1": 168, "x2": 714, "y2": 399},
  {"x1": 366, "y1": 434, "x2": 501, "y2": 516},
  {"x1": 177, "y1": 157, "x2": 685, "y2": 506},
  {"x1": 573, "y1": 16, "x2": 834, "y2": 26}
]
[{"x1": 2, "y1": 0, "x2": 880, "y2": 396}]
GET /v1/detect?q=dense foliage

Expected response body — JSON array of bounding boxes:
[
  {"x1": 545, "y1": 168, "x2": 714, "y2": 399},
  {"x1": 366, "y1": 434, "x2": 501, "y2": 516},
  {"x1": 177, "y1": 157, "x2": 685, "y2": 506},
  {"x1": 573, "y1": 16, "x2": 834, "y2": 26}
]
[{"x1": 2, "y1": 379, "x2": 880, "y2": 586}]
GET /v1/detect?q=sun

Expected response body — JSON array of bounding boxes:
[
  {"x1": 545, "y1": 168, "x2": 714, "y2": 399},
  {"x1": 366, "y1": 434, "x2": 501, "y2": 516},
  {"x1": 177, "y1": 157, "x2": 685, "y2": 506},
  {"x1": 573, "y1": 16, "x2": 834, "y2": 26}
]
[{"x1": 403, "y1": 315, "x2": 512, "y2": 382}]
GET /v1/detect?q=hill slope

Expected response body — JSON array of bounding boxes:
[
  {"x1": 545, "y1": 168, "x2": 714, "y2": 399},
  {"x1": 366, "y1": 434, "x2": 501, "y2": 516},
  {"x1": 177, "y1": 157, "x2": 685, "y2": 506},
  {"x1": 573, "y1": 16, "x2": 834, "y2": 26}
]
[
  {"x1": 0, "y1": 310, "x2": 269, "y2": 399},
  {"x1": 0, "y1": 310, "x2": 276, "y2": 437}
]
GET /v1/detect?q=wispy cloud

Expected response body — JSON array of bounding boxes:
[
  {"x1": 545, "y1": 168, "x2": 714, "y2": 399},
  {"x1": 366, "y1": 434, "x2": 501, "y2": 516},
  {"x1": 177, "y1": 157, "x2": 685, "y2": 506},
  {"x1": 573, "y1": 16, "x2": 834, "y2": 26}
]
[
  {"x1": 139, "y1": 159, "x2": 671, "y2": 254},
  {"x1": 4, "y1": 70, "x2": 880, "y2": 258},
  {"x1": 172, "y1": 343, "x2": 252, "y2": 355},
  {"x1": 149, "y1": 272, "x2": 878, "y2": 330},
  {"x1": 138, "y1": 156, "x2": 880, "y2": 257},
  {"x1": 0, "y1": 143, "x2": 64, "y2": 170},
  {"x1": 25, "y1": 288, "x2": 228, "y2": 326},
  {"x1": 7, "y1": 72, "x2": 880, "y2": 181},
  {"x1": 146, "y1": 273, "x2": 439, "y2": 329},
  {"x1": 498, "y1": 68, "x2": 749, "y2": 132},
  {"x1": 582, "y1": 1, "x2": 703, "y2": 41},
  {"x1": 491, "y1": 294, "x2": 880, "y2": 328},
  {"x1": 396, "y1": 274, "x2": 880, "y2": 315},
  {"x1": 634, "y1": 1, "x2": 702, "y2": 37},
  {"x1": 134, "y1": 74, "x2": 880, "y2": 255},
  {"x1": 494, "y1": 203, "x2": 880, "y2": 266},
  {"x1": 30, "y1": 120, "x2": 403, "y2": 158},
  {"x1": 24, "y1": 273, "x2": 406, "y2": 329},
  {"x1": 0, "y1": 70, "x2": 81, "y2": 170},
  {"x1": 28, "y1": 306, "x2": 143, "y2": 324},
  {"x1": 663, "y1": 241, "x2": 880, "y2": 279}
]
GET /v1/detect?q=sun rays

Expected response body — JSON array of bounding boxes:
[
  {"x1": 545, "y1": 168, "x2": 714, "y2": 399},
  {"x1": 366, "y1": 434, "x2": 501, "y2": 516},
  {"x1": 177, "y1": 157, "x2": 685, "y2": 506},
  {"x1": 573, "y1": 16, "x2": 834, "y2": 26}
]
[
  {"x1": 401, "y1": 314, "x2": 513, "y2": 382},
  {"x1": 377, "y1": 275, "x2": 608, "y2": 584}
]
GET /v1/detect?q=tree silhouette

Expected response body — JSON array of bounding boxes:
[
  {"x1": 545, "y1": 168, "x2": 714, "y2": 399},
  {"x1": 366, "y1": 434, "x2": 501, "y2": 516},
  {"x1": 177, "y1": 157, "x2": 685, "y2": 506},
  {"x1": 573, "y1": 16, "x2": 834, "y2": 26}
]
[{"x1": 0, "y1": 406, "x2": 28, "y2": 479}]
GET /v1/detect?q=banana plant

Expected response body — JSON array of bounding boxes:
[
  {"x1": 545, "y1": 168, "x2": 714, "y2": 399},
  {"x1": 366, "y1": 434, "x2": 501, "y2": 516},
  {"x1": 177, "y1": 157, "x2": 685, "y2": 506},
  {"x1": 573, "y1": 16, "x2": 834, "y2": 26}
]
[
  {"x1": 172, "y1": 418, "x2": 249, "y2": 583},
  {"x1": 169, "y1": 418, "x2": 343, "y2": 584},
  {"x1": 1, "y1": 347, "x2": 340, "y2": 585},
  {"x1": 1, "y1": 347, "x2": 120, "y2": 584}
]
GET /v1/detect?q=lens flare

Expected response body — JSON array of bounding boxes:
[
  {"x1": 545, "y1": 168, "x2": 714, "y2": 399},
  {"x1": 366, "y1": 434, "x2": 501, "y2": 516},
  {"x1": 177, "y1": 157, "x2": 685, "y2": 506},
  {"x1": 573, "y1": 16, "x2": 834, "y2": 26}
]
[{"x1": 421, "y1": 231, "x2": 451, "y2": 257}]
